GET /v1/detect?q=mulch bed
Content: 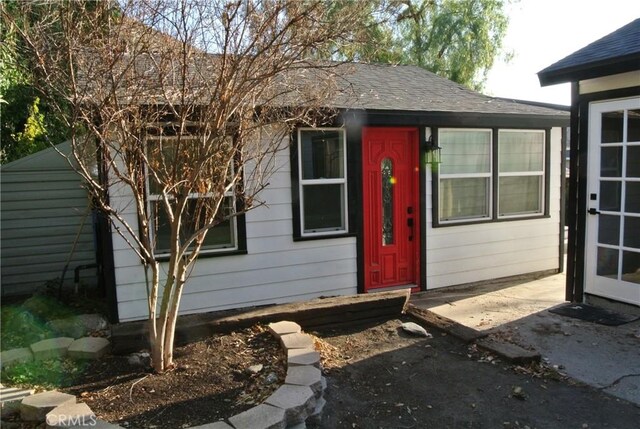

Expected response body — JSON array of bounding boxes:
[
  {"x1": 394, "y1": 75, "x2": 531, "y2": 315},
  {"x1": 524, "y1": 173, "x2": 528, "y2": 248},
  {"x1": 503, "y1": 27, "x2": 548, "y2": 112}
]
[{"x1": 62, "y1": 325, "x2": 286, "y2": 429}]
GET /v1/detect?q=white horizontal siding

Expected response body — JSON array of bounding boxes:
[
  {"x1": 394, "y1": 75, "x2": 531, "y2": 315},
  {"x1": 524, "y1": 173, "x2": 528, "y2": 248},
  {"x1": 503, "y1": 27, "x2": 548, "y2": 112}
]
[
  {"x1": 111, "y1": 132, "x2": 358, "y2": 322},
  {"x1": 0, "y1": 144, "x2": 96, "y2": 296},
  {"x1": 424, "y1": 127, "x2": 563, "y2": 289}
]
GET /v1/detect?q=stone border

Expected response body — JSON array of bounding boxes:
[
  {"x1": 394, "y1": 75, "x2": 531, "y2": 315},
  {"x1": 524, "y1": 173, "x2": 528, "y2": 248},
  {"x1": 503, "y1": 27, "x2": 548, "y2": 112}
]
[
  {"x1": 1, "y1": 337, "x2": 111, "y2": 370},
  {"x1": 1, "y1": 321, "x2": 326, "y2": 429}
]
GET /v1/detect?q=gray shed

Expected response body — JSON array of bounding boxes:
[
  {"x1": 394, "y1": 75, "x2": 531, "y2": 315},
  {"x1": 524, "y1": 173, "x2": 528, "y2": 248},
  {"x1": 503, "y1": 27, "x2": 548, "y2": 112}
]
[{"x1": 0, "y1": 142, "x2": 97, "y2": 297}]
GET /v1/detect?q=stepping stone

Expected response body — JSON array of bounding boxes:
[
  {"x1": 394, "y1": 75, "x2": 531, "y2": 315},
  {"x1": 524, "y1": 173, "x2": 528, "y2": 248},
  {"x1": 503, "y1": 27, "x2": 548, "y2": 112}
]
[
  {"x1": 228, "y1": 403, "x2": 286, "y2": 429},
  {"x1": 20, "y1": 391, "x2": 75, "y2": 422},
  {"x1": 265, "y1": 385, "x2": 316, "y2": 426},
  {"x1": 285, "y1": 366, "x2": 323, "y2": 397},
  {"x1": 0, "y1": 348, "x2": 34, "y2": 369},
  {"x1": 30, "y1": 338, "x2": 74, "y2": 361},
  {"x1": 320, "y1": 376, "x2": 327, "y2": 391},
  {"x1": 287, "y1": 348, "x2": 321, "y2": 368},
  {"x1": 67, "y1": 337, "x2": 110, "y2": 360},
  {"x1": 279, "y1": 333, "x2": 313, "y2": 351},
  {"x1": 1, "y1": 386, "x2": 35, "y2": 418},
  {"x1": 46, "y1": 402, "x2": 94, "y2": 428},
  {"x1": 476, "y1": 338, "x2": 541, "y2": 364},
  {"x1": 268, "y1": 321, "x2": 301, "y2": 338}
]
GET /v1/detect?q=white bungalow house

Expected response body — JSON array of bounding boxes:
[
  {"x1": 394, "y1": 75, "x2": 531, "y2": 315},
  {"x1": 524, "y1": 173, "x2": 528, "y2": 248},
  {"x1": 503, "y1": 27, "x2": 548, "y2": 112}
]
[
  {"x1": 104, "y1": 63, "x2": 569, "y2": 323},
  {"x1": 538, "y1": 18, "x2": 640, "y2": 311}
]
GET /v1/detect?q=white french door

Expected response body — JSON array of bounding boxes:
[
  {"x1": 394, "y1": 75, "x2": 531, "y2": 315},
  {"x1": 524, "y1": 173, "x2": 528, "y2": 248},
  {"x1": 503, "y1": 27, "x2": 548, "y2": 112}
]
[{"x1": 585, "y1": 97, "x2": 640, "y2": 306}]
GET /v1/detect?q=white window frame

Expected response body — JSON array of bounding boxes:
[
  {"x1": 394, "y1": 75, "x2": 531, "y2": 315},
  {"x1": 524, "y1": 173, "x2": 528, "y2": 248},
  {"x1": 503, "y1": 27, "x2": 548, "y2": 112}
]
[
  {"x1": 146, "y1": 132, "x2": 238, "y2": 257},
  {"x1": 438, "y1": 128, "x2": 493, "y2": 224},
  {"x1": 297, "y1": 127, "x2": 349, "y2": 237},
  {"x1": 497, "y1": 129, "x2": 546, "y2": 218}
]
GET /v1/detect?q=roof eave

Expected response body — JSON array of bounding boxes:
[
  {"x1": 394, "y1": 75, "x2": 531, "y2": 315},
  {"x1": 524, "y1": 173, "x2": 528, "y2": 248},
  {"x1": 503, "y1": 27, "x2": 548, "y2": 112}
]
[
  {"x1": 340, "y1": 108, "x2": 570, "y2": 128},
  {"x1": 538, "y1": 53, "x2": 640, "y2": 87}
]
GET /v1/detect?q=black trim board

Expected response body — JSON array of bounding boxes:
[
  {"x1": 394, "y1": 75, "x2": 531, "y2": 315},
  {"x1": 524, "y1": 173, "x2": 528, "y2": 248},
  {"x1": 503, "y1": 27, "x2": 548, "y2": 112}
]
[
  {"x1": 419, "y1": 127, "x2": 427, "y2": 292},
  {"x1": 96, "y1": 140, "x2": 120, "y2": 323},
  {"x1": 341, "y1": 110, "x2": 568, "y2": 129},
  {"x1": 559, "y1": 127, "x2": 568, "y2": 274},
  {"x1": 539, "y1": 54, "x2": 640, "y2": 87},
  {"x1": 566, "y1": 85, "x2": 640, "y2": 303}
]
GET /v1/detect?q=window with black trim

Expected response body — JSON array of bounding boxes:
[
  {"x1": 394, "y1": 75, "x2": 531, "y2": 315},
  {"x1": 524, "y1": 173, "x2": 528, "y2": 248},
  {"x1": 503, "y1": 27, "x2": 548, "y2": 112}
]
[
  {"x1": 297, "y1": 128, "x2": 348, "y2": 236},
  {"x1": 439, "y1": 129, "x2": 493, "y2": 222},
  {"x1": 146, "y1": 122, "x2": 238, "y2": 257},
  {"x1": 498, "y1": 130, "x2": 545, "y2": 217},
  {"x1": 437, "y1": 128, "x2": 547, "y2": 225}
]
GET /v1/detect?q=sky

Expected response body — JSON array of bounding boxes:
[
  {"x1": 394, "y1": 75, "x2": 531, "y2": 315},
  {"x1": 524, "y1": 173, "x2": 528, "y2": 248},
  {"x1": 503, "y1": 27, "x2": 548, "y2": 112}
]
[{"x1": 484, "y1": 0, "x2": 640, "y2": 106}]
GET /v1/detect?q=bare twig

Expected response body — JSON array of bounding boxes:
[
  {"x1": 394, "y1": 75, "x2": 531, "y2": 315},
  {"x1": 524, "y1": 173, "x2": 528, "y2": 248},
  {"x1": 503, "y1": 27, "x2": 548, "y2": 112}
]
[{"x1": 129, "y1": 375, "x2": 150, "y2": 402}]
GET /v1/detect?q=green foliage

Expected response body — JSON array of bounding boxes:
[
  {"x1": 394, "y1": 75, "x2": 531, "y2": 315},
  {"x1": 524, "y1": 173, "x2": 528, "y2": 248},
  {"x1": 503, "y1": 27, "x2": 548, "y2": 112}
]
[
  {"x1": 0, "y1": 1, "x2": 70, "y2": 164},
  {"x1": 398, "y1": 0, "x2": 509, "y2": 91},
  {"x1": 328, "y1": 0, "x2": 510, "y2": 91},
  {"x1": 1, "y1": 289, "x2": 106, "y2": 350},
  {"x1": 1, "y1": 358, "x2": 85, "y2": 389}
]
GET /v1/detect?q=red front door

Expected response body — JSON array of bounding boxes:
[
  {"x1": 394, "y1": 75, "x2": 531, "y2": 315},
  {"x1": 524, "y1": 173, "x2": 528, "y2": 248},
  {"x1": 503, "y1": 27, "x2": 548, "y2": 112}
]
[{"x1": 362, "y1": 127, "x2": 420, "y2": 291}]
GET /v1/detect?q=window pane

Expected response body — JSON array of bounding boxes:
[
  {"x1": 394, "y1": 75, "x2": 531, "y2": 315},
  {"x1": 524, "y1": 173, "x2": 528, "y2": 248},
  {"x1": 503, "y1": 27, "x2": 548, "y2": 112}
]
[
  {"x1": 627, "y1": 146, "x2": 640, "y2": 178},
  {"x1": 598, "y1": 214, "x2": 620, "y2": 246},
  {"x1": 499, "y1": 176, "x2": 542, "y2": 216},
  {"x1": 153, "y1": 197, "x2": 235, "y2": 254},
  {"x1": 381, "y1": 158, "x2": 394, "y2": 245},
  {"x1": 147, "y1": 137, "x2": 232, "y2": 195},
  {"x1": 303, "y1": 184, "x2": 344, "y2": 232},
  {"x1": 599, "y1": 181, "x2": 621, "y2": 211},
  {"x1": 626, "y1": 182, "x2": 640, "y2": 213},
  {"x1": 440, "y1": 178, "x2": 489, "y2": 220},
  {"x1": 597, "y1": 247, "x2": 618, "y2": 279},
  {"x1": 622, "y1": 251, "x2": 640, "y2": 284},
  {"x1": 623, "y1": 216, "x2": 640, "y2": 248},
  {"x1": 440, "y1": 130, "x2": 491, "y2": 174},
  {"x1": 628, "y1": 109, "x2": 640, "y2": 142},
  {"x1": 601, "y1": 147, "x2": 622, "y2": 177},
  {"x1": 300, "y1": 130, "x2": 344, "y2": 180},
  {"x1": 601, "y1": 111, "x2": 624, "y2": 143},
  {"x1": 498, "y1": 131, "x2": 544, "y2": 172}
]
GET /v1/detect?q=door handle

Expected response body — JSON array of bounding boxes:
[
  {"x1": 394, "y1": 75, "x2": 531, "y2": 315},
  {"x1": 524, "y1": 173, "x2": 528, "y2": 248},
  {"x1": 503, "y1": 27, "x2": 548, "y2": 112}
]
[{"x1": 588, "y1": 208, "x2": 600, "y2": 215}]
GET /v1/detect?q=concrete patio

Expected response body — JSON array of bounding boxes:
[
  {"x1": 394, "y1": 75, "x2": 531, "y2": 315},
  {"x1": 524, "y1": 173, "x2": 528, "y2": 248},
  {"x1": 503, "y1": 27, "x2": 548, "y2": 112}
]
[{"x1": 411, "y1": 269, "x2": 640, "y2": 406}]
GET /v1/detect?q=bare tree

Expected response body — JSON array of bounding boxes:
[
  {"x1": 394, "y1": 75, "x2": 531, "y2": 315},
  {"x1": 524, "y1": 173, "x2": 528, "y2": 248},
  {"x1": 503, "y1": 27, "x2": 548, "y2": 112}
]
[{"x1": 3, "y1": 0, "x2": 368, "y2": 372}]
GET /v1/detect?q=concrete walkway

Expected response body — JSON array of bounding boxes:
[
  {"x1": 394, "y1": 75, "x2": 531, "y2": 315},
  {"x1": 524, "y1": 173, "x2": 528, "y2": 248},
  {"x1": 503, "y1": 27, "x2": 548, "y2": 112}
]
[{"x1": 411, "y1": 270, "x2": 640, "y2": 406}]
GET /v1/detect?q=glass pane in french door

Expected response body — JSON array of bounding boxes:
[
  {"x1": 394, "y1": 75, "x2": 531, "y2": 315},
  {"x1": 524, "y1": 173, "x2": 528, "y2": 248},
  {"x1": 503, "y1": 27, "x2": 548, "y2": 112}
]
[{"x1": 596, "y1": 107, "x2": 640, "y2": 283}]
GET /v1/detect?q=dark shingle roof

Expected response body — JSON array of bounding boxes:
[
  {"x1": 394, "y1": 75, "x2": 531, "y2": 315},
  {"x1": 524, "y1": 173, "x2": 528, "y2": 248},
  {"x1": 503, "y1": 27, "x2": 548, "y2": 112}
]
[
  {"x1": 332, "y1": 63, "x2": 568, "y2": 117},
  {"x1": 538, "y1": 18, "x2": 640, "y2": 86}
]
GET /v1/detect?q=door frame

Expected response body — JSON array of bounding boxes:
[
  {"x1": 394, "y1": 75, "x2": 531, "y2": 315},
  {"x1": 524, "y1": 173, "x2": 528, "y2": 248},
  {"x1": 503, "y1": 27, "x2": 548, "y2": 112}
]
[
  {"x1": 361, "y1": 126, "x2": 422, "y2": 292},
  {"x1": 584, "y1": 96, "x2": 640, "y2": 305}
]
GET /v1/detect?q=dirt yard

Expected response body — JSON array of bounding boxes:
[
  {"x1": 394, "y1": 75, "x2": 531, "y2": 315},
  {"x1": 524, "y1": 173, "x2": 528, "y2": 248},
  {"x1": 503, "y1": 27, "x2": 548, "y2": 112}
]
[
  {"x1": 313, "y1": 318, "x2": 640, "y2": 429},
  {"x1": 62, "y1": 325, "x2": 285, "y2": 429},
  {"x1": 6, "y1": 315, "x2": 638, "y2": 429}
]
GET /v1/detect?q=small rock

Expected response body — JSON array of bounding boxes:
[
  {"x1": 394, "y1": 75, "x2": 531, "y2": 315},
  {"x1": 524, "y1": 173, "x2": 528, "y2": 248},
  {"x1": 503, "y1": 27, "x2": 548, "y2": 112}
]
[
  {"x1": 401, "y1": 322, "x2": 432, "y2": 337},
  {"x1": 511, "y1": 386, "x2": 526, "y2": 400},
  {"x1": 247, "y1": 364, "x2": 263, "y2": 374},
  {"x1": 265, "y1": 372, "x2": 278, "y2": 384},
  {"x1": 127, "y1": 352, "x2": 151, "y2": 367}
]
